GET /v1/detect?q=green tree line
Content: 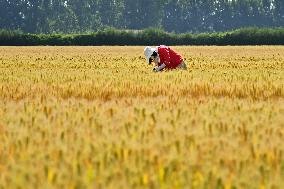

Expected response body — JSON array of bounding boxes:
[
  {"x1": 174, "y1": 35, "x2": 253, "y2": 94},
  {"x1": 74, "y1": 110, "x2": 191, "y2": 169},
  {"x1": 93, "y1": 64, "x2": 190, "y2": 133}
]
[
  {"x1": 0, "y1": 0, "x2": 284, "y2": 34},
  {"x1": 1, "y1": 27, "x2": 284, "y2": 45}
]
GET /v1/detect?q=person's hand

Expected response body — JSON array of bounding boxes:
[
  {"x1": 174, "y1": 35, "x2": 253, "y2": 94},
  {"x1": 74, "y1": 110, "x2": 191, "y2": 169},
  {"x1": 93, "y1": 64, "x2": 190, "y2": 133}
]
[{"x1": 153, "y1": 67, "x2": 159, "y2": 72}]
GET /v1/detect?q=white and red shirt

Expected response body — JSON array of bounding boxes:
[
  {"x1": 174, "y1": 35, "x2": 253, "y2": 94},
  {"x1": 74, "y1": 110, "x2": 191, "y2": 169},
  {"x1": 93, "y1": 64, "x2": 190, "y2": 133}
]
[{"x1": 156, "y1": 45, "x2": 183, "y2": 69}]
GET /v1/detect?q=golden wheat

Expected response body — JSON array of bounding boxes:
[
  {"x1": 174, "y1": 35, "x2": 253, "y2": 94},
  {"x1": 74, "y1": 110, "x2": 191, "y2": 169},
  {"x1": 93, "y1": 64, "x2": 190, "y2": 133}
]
[{"x1": 0, "y1": 46, "x2": 284, "y2": 189}]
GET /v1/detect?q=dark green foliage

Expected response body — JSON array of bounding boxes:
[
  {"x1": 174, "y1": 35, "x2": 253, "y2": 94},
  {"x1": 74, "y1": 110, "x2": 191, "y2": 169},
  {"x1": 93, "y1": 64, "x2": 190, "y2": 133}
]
[
  {"x1": 0, "y1": 0, "x2": 284, "y2": 34},
  {"x1": 1, "y1": 28, "x2": 284, "y2": 46}
]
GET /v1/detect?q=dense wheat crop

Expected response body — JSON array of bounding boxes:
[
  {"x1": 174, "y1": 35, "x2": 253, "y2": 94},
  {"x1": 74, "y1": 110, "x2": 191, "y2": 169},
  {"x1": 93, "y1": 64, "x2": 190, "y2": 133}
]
[{"x1": 0, "y1": 46, "x2": 284, "y2": 189}]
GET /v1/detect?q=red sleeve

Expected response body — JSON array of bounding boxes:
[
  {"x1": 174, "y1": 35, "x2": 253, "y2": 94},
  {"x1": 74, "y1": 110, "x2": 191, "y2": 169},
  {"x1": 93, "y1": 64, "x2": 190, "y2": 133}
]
[{"x1": 158, "y1": 46, "x2": 171, "y2": 66}]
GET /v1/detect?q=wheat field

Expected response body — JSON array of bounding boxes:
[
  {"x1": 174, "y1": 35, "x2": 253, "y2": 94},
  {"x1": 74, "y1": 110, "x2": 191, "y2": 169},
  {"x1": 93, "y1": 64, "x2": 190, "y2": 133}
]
[{"x1": 0, "y1": 46, "x2": 284, "y2": 189}]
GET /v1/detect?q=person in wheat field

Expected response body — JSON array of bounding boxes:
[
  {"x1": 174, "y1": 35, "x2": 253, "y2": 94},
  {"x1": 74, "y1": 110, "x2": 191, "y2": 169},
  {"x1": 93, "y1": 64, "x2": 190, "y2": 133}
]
[{"x1": 144, "y1": 45, "x2": 187, "y2": 72}]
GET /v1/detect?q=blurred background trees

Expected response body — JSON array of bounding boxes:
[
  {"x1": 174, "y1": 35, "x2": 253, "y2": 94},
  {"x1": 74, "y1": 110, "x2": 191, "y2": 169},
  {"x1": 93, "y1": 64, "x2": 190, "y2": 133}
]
[{"x1": 0, "y1": 0, "x2": 283, "y2": 33}]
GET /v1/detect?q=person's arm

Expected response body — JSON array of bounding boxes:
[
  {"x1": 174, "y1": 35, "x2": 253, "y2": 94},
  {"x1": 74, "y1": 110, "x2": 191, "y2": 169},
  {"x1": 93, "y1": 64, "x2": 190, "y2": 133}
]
[
  {"x1": 153, "y1": 63, "x2": 166, "y2": 72},
  {"x1": 159, "y1": 46, "x2": 171, "y2": 67}
]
